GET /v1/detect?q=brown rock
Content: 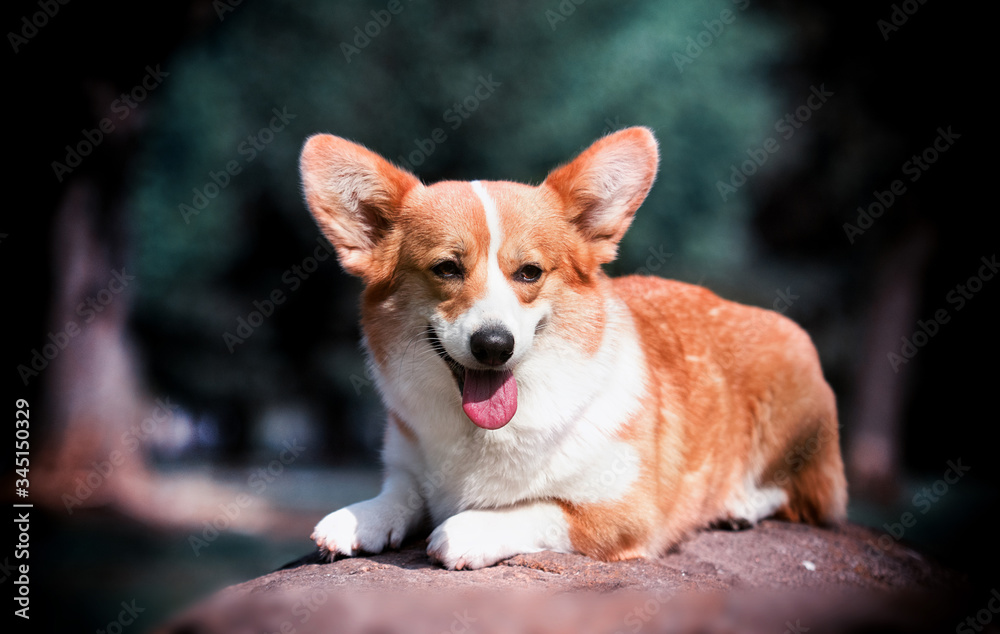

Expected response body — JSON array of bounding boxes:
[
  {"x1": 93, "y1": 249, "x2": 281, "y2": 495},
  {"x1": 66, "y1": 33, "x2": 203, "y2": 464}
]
[{"x1": 159, "y1": 521, "x2": 970, "y2": 634}]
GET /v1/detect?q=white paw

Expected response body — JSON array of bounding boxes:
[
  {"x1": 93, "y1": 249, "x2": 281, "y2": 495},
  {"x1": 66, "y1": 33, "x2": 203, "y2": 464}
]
[
  {"x1": 311, "y1": 499, "x2": 410, "y2": 559},
  {"x1": 427, "y1": 511, "x2": 520, "y2": 570}
]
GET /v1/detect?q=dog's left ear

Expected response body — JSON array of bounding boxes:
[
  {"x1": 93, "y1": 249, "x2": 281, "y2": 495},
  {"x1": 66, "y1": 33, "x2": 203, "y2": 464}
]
[{"x1": 544, "y1": 127, "x2": 659, "y2": 264}]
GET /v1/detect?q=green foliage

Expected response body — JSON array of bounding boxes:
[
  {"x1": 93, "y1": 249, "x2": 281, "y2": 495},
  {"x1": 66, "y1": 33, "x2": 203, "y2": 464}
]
[
  {"x1": 127, "y1": 0, "x2": 790, "y2": 407},
  {"x1": 132, "y1": 0, "x2": 787, "y2": 284}
]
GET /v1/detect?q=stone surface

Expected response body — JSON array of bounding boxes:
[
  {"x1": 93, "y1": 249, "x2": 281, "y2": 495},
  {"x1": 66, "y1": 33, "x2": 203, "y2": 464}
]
[{"x1": 158, "y1": 521, "x2": 970, "y2": 634}]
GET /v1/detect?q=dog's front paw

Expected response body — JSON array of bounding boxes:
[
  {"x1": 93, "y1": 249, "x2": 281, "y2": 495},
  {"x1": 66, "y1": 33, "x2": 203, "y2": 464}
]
[
  {"x1": 312, "y1": 499, "x2": 409, "y2": 559},
  {"x1": 427, "y1": 511, "x2": 518, "y2": 570}
]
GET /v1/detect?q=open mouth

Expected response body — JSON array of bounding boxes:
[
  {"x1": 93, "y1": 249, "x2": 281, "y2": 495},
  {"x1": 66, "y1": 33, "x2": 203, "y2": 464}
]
[
  {"x1": 425, "y1": 326, "x2": 466, "y2": 391},
  {"x1": 425, "y1": 326, "x2": 518, "y2": 430}
]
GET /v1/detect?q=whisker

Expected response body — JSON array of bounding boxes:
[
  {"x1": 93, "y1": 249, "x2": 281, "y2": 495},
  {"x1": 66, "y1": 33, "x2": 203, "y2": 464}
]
[{"x1": 396, "y1": 327, "x2": 435, "y2": 377}]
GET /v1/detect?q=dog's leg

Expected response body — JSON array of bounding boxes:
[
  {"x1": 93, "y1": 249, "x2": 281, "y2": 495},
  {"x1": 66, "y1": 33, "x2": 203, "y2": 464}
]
[
  {"x1": 426, "y1": 501, "x2": 572, "y2": 570},
  {"x1": 312, "y1": 420, "x2": 427, "y2": 558},
  {"x1": 311, "y1": 467, "x2": 425, "y2": 558}
]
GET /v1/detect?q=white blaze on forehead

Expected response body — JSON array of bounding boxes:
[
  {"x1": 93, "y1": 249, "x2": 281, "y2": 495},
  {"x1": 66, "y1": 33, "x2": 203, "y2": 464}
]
[
  {"x1": 468, "y1": 181, "x2": 521, "y2": 329},
  {"x1": 471, "y1": 180, "x2": 502, "y2": 261}
]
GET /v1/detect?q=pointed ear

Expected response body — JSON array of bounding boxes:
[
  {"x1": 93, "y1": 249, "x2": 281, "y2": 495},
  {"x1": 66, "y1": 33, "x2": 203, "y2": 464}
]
[
  {"x1": 299, "y1": 134, "x2": 420, "y2": 278},
  {"x1": 543, "y1": 127, "x2": 659, "y2": 264}
]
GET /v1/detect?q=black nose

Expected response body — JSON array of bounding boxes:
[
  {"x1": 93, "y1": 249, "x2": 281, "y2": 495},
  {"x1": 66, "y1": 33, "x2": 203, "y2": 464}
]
[{"x1": 470, "y1": 326, "x2": 514, "y2": 366}]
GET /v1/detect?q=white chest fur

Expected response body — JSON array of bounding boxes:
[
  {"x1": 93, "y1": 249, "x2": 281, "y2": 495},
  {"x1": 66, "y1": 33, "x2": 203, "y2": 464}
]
[{"x1": 370, "y1": 297, "x2": 647, "y2": 523}]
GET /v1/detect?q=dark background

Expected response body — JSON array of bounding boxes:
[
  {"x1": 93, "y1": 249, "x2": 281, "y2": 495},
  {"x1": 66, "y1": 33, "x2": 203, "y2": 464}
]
[{"x1": 6, "y1": 0, "x2": 995, "y2": 631}]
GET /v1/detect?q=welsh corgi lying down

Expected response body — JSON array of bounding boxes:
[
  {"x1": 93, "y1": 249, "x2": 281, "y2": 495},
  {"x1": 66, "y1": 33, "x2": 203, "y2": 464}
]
[{"x1": 300, "y1": 127, "x2": 847, "y2": 570}]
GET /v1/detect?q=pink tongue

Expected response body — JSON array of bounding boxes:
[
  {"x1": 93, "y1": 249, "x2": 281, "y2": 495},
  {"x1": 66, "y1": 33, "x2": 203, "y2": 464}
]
[{"x1": 462, "y1": 369, "x2": 517, "y2": 430}]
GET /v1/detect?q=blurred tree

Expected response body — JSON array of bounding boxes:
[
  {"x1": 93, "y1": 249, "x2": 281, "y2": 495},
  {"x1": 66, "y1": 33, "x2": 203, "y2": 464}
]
[
  {"x1": 10, "y1": 0, "x2": 226, "y2": 520},
  {"x1": 128, "y1": 0, "x2": 790, "y2": 457}
]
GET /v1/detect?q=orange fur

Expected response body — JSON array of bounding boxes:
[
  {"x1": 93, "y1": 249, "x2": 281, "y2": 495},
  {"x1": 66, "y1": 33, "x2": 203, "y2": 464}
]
[{"x1": 559, "y1": 277, "x2": 847, "y2": 559}]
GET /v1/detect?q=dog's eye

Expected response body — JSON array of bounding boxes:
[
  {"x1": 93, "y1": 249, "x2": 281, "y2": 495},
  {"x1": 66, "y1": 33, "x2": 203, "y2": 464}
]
[
  {"x1": 432, "y1": 260, "x2": 462, "y2": 279},
  {"x1": 514, "y1": 264, "x2": 542, "y2": 283}
]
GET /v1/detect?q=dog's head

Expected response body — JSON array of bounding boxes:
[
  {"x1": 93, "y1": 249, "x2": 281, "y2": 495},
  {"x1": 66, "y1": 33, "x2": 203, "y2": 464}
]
[{"x1": 300, "y1": 128, "x2": 658, "y2": 430}]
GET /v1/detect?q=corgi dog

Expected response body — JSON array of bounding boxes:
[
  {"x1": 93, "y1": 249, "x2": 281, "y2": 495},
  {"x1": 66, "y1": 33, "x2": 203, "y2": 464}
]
[{"x1": 299, "y1": 127, "x2": 847, "y2": 570}]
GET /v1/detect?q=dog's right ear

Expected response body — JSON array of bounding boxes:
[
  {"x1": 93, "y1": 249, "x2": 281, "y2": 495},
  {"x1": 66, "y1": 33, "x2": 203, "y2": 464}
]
[{"x1": 300, "y1": 134, "x2": 420, "y2": 279}]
